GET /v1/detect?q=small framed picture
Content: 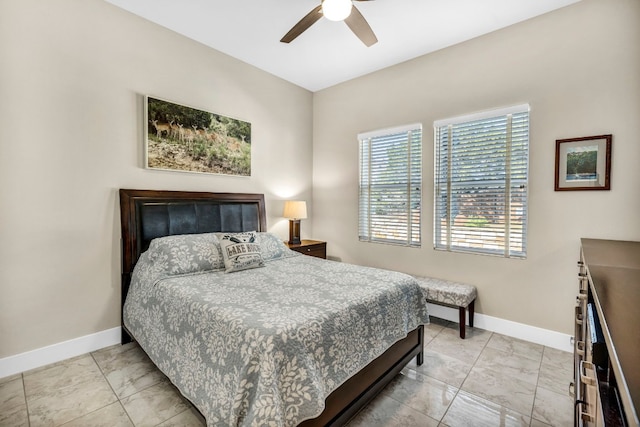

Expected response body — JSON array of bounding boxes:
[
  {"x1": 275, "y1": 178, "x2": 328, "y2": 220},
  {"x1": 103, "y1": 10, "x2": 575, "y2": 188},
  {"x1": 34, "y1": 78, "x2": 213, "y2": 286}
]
[{"x1": 555, "y1": 134, "x2": 612, "y2": 191}]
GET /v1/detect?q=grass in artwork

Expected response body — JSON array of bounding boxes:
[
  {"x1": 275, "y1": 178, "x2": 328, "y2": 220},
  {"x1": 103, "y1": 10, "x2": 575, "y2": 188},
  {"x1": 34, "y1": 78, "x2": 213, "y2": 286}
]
[{"x1": 146, "y1": 97, "x2": 251, "y2": 176}]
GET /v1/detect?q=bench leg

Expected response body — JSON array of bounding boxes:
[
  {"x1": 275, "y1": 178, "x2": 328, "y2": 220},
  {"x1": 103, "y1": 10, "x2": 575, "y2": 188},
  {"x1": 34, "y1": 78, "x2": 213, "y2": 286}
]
[
  {"x1": 469, "y1": 299, "x2": 475, "y2": 328},
  {"x1": 458, "y1": 306, "x2": 466, "y2": 339},
  {"x1": 416, "y1": 324, "x2": 424, "y2": 366}
]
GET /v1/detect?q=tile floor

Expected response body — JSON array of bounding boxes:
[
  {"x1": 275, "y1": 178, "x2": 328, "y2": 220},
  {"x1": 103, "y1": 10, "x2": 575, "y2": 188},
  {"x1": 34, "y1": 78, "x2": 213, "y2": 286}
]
[{"x1": 0, "y1": 318, "x2": 574, "y2": 427}]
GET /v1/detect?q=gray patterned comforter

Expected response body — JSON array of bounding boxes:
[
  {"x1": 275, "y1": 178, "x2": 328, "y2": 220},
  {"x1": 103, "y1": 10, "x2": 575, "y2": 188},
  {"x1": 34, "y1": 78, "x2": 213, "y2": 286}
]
[{"x1": 123, "y1": 235, "x2": 429, "y2": 426}]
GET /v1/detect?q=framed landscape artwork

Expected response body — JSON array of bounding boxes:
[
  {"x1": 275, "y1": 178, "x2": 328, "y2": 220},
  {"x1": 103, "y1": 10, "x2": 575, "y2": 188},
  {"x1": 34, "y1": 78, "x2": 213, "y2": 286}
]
[
  {"x1": 145, "y1": 96, "x2": 251, "y2": 176},
  {"x1": 555, "y1": 134, "x2": 612, "y2": 191}
]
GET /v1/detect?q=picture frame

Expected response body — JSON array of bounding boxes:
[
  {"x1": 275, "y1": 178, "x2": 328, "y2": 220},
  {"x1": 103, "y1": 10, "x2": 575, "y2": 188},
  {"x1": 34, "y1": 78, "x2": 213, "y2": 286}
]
[
  {"x1": 554, "y1": 134, "x2": 612, "y2": 191},
  {"x1": 145, "y1": 96, "x2": 251, "y2": 176}
]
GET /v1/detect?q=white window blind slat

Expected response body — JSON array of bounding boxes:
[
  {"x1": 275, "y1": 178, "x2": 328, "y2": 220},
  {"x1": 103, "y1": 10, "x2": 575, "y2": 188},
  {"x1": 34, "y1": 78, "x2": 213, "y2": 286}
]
[
  {"x1": 434, "y1": 107, "x2": 529, "y2": 258},
  {"x1": 359, "y1": 125, "x2": 422, "y2": 247}
]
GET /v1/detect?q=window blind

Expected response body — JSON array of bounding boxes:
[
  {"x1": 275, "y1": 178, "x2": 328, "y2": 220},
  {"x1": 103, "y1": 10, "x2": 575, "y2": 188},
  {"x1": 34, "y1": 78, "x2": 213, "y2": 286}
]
[
  {"x1": 434, "y1": 105, "x2": 529, "y2": 258},
  {"x1": 359, "y1": 124, "x2": 422, "y2": 247}
]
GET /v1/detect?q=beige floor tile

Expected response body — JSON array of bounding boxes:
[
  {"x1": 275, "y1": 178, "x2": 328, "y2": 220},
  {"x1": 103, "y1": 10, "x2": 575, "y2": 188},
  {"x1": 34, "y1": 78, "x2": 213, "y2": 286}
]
[
  {"x1": 486, "y1": 333, "x2": 544, "y2": 363},
  {"x1": 382, "y1": 369, "x2": 457, "y2": 421},
  {"x1": 157, "y1": 407, "x2": 206, "y2": 427},
  {"x1": 0, "y1": 404, "x2": 29, "y2": 427},
  {"x1": 23, "y1": 354, "x2": 89, "y2": 376},
  {"x1": 0, "y1": 378, "x2": 29, "y2": 427},
  {"x1": 538, "y1": 346, "x2": 573, "y2": 395},
  {"x1": 440, "y1": 390, "x2": 531, "y2": 427},
  {"x1": 120, "y1": 380, "x2": 190, "y2": 427},
  {"x1": 530, "y1": 419, "x2": 553, "y2": 426},
  {"x1": 347, "y1": 392, "x2": 439, "y2": 427},
  {"x1": 0, "y1": 373, "x2": 22, "y2": 385},
  {"x1": 92, "y1": 343, "x2": 167, "y2": 399},
  {"x1": 409, "y1": 350, "x2": 473, "y2": 388},
  {"x1": 531, "y1": 386, "x2": 574, "y2": 426},
  {"x1": 541, "y1": 346, "x2": 573, "y2": 372},
  {"x1": 24, "y1": 354, "x2": 118, "y2": 427},
  {"x1": 0, "y1": 376, "x2": 29, "y2": 427},
  {"x1": 537, "y1": 362, "x2": 573, "y2": 396},
  {"x1": 27, "y1": 376, "x2": 117, "y2": 427},
  {"x1": 425, "y1": 326, "x2": 491, "y2": 364},
  {"x1": 23, "y1": 354, "x2": 105, "y2": 401},
  {"x1": 461, "y1": 365, "x2": 537, "y2": 416},
  {"x1": 474, "y1": 346, "x2": 541, "y2": 385},
  {"x1": 0, "y1": 377, "x2": 26, "y2": 413},
  {"x1": 60, "y1": 401, "x2": 134, "y2": 427},
  {"x1": 423, "y1": 317, "x2": 450, "y2": 343}
]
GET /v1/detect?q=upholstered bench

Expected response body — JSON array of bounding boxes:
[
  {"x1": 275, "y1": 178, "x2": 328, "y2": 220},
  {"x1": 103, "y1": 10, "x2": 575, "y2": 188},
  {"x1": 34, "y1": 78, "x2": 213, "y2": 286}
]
[{"x1": 413, "y1": 276, "x2": 477, "y2": 339}]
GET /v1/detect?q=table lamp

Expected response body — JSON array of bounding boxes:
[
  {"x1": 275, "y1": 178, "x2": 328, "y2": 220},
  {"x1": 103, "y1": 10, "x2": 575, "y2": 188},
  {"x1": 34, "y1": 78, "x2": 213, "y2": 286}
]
[{"x1": 283, "y1": 200, "x2": 307, "y2": 245}]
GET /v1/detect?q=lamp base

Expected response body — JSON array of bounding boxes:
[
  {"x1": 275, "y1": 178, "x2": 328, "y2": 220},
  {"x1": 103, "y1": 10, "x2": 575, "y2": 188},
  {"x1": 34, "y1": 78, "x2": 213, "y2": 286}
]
[{"x1": 288, "y1": 219, "x2": 301, "y2": 245}]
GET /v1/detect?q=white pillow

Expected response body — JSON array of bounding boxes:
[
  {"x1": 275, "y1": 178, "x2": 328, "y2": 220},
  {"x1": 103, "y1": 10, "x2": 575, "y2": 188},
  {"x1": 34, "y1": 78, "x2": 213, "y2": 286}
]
[{"x1": 218, "y1": 231, "x2": 265, "y2": 273}]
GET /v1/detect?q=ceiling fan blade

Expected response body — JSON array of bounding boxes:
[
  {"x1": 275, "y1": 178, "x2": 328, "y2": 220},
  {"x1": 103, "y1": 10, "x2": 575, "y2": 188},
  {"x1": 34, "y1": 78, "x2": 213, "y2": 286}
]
[
  {"x1": 280, "y1": 5, "x2": 323, "y2": 43},
  {"x1": 344, "y1": 4, "x2": 378, "y2": 47}
]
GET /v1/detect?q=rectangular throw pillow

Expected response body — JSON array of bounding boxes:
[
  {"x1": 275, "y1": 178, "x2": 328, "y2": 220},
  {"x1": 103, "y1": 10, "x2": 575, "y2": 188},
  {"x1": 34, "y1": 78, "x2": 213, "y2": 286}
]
[{"x1": 219, "y1": 231, "x2": 265, "y2": 273}]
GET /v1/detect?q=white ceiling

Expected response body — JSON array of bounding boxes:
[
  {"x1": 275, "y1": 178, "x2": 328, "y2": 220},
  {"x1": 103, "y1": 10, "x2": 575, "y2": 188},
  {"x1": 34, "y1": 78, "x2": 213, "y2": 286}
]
[{"x1": 104, "y1": 0, "x2": 580, "y2": 92}]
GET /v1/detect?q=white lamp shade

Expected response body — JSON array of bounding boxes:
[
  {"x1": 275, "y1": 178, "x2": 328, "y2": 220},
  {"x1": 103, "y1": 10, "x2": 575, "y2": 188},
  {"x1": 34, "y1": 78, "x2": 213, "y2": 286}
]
[
  {"x1": 283, "y1": 201, "x2": 308, "y2": 219},
  {"x1": 322, "y1": 0, "x2": 352, "y2": 21}
]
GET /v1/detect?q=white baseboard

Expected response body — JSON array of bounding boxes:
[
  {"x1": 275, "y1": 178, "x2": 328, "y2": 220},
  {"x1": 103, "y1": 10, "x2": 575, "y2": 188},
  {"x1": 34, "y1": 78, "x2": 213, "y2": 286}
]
[
  {"x1": 0, "y1": 327, "x2": 121, "y2": 379},
  {"x1": 0, "y1": 309, "x2": 572, "y2": 380},
  {"x1": 426, "y1": 303, "x2": 573, "y2": 353}
]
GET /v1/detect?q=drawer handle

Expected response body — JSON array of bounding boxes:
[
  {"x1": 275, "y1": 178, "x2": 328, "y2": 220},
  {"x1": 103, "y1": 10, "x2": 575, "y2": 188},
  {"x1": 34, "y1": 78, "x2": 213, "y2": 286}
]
[
  {"x1": 579, "y1": 361, "x2": 598, "y2": 422},
  {"x1": 580, "y1": 406, "x2": 596, "y2": 424},
  {"x1": 580, "y1": 360, "x2": 596, "y2": 386},
  {"x1": 579, "y1": 280, "x2": 588, "y2": 292}
]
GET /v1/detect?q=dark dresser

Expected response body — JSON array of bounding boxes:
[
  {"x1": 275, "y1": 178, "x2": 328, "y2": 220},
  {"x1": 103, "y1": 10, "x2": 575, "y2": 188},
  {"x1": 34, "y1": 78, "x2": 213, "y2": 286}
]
[{"x1": 574, "y1": 238, "x2": 640, "y2": 426}]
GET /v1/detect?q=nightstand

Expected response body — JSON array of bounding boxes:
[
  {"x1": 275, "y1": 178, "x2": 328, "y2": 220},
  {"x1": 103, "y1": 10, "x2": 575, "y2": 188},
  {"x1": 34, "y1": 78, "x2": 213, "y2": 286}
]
[{"x1": 286, "y1": 240, "x2": 327, "y2": 259}]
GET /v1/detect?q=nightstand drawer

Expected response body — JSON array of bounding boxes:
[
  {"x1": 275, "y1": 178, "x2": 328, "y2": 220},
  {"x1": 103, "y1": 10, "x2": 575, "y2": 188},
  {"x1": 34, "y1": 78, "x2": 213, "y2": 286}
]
[{"x1": 286, "y1": 240, "x2": 327, "y2": 259}]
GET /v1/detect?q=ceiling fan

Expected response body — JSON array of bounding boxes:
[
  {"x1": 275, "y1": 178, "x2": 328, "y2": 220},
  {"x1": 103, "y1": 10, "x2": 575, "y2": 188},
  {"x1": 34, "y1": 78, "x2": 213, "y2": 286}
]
[{"x1": 280, "y1": 0, "x2": 378, "y2": 47}]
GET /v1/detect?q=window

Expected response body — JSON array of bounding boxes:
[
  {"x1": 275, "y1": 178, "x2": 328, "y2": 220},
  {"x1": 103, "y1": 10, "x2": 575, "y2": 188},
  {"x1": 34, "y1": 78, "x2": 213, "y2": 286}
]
[
  {"x1": 434, "y1": 105, "x2": 529, "y2": 258},
  {"x1": 359, "y1": 124, "x2": 422, "y2": 247}
]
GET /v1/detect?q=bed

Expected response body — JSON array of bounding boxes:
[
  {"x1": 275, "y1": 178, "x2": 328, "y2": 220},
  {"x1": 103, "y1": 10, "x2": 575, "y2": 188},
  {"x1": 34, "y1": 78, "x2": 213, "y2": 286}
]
[{"x1": 119, "y1": 189, "x2": 428, "y2": 426}]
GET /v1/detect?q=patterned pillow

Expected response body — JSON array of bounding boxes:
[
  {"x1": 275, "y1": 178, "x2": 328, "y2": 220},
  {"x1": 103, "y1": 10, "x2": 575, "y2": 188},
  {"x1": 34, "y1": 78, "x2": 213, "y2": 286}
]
[
  {"x1": 147, "y1": 233, "x2": 224, "y2": 275},
  {"x1": 219, "y1": 231, "x2": 265, "y2": 273},
  {"x1": 257, "y1": 232, "x2": 297, "y2": 261}
]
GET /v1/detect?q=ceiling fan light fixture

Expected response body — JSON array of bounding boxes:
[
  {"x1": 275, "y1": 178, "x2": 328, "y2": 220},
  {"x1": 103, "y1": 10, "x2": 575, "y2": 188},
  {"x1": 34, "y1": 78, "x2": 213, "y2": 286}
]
[{"x1": 322, "y1": 0, "x2": 352, "y2": 22}]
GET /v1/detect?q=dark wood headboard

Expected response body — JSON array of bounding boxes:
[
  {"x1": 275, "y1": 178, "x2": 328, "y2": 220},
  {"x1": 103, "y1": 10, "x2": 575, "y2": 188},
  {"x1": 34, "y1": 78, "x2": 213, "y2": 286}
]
[{"x1": 118, "y1": 189, "x2": 267, "y2": 342}]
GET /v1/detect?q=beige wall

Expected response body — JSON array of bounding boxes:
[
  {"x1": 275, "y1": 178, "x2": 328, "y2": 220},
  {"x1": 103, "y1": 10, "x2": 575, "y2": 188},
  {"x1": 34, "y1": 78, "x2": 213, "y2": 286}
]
[
  {"x1": 0, "y1": 0, "x2": 313, "y2": 357},
  {"x1": 312, "y1": 0, "x2": 640, "y2": 334},
  {"x1": 1, "y1": 0, "x2": 638, "y2": 360}
]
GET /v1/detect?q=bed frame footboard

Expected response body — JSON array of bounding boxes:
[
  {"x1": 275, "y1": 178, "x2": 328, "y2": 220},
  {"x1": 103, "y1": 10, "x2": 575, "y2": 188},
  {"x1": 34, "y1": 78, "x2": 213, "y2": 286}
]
[{"x1": 299, "y1": 324, "x2": 424, "y2": 426}]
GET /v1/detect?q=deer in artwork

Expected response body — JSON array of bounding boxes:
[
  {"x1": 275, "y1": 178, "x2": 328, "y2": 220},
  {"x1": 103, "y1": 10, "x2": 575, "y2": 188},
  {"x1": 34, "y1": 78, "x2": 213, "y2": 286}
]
[
  {"x1": 169, "y1": 120, "x2": 180, "y2": 140},
  {"x1": 150, "y1": 120, "x2": 170, "y2": 139},
  {"x1": 193, "y1": 125, "x2": 207, "y2": 141},
  {"x1": 177, "y1": 123, "x2": 185, "y2": 143},
  {"x1": 206, "y1": 131, "x2": 219, "y2": 143},
  {"x1": 183, "y1": 126, "x2": 195, "y2": 150}
]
